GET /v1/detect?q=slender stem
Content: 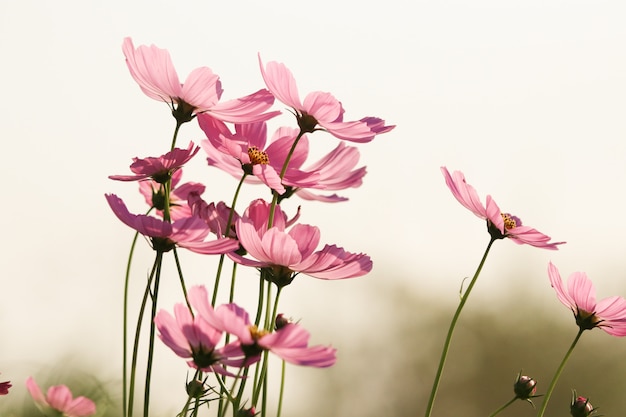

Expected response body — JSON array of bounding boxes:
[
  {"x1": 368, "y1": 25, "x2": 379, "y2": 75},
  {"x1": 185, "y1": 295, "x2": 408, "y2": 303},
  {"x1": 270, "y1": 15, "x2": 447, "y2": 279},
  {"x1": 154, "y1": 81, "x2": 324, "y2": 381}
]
[
  {"x1": 122, "y1": 231, "x2": 140, "y2": 417},
  {"x1": 128, "y1": 256, "x2": 160, "y2": 417},
  {"x1": 424, "y1": 238, "x2": 496, "y2": 417},
  {"x1": 143, "y1": 251, "x2": 164, "y2": 417},
  {"x1": 173, "y1": 248, "x2": 192, "y2": 313},
  {"x1": 489, "y1": 397, "x2": 517, "y2": 417},
  {"x1": 268, "y1": 130, "x2": 304, "y2": 227},
  {"x1": 276, "y1": 360, "x2": 286, "y2": 417},
  {"x1": 170, "y1": 120, "x2": 182, "y2": 151},
  {"x1": 536, "y1": 328, "x2": 585, "y2": 417}
]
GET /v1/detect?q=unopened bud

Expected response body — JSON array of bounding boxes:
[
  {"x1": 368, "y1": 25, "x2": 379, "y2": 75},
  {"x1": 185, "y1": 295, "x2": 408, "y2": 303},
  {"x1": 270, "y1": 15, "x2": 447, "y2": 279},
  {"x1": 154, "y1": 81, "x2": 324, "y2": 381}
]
[
  {"x1": 514, "y1": 374, "x2": 538, "y2": 400},
  {"x1": 571, "y1": 392, "x2": 598, "y2": 417},
  {"x1": 237, "y1": 407, "x2": 257, "y2": 417},
  {"x1": 186, "y1": 379, "x2": 206, "y2": 398}
]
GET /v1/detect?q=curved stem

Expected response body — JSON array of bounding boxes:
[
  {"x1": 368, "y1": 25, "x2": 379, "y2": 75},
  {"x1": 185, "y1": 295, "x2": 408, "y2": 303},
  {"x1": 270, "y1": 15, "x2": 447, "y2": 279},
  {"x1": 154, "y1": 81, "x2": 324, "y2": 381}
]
[
  {"x1": 173, "y1": 248, "x2": 192, "y2": 313},
  {"x1": 122, "y1": 231, "x2": 140, "y2": 417},
  {"x1": 424, "y1": 238, "x2": 496, "y2": 417},
  {"x1": 268, "y1": 130, "x2": 304, "y2": 227},
  {"x1": 143, "y1": 251, "x2": 164, "y2": 417},
  {"x1": 489, "y1": 397, "x2": 517, "y2": 417},
  {"x1": 536, "y1": 328, "x2": 585, "y2": 417}
]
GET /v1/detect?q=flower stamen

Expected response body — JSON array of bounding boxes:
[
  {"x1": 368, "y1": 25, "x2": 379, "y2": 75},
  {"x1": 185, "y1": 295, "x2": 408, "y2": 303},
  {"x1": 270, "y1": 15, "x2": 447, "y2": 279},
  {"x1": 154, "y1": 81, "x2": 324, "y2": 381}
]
[
  {"x1": 247, "y1": 147, "x2": 270, "y2": 165},
  {"x1": 501, "y1": 213, "x2": 518, "y2": 230}
]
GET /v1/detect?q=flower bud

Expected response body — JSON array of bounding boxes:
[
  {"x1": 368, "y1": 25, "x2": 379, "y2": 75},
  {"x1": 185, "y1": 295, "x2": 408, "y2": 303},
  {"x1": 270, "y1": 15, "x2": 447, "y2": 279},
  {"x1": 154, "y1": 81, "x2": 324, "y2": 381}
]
[
  {"x1": 237, "y1": 406, "x2": 257, "y2": 417},
  {"x1": 514, "y1": 374, "x2": 538, "y2": 400},
  {"x1": 570, "y1": 392, "x2": 597, "y2": 417},
  {"x1": 186, "y1": 379, "x2": 206, "y2": 399},
  {"x1": 275, "y1": 314, "x2": 292, "y2": 330}
]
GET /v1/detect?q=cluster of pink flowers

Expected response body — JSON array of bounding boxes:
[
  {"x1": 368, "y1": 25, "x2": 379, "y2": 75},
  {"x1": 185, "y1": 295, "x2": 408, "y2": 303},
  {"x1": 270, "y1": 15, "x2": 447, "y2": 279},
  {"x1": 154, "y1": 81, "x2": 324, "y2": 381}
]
[{"x1": 103, "y1": 36, "x2": 394, "y2": 416}]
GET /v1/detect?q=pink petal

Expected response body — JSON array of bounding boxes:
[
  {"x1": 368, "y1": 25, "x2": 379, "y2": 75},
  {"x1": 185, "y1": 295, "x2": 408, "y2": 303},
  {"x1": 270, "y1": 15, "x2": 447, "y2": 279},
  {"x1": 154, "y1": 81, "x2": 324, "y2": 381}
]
[
  {"x1": 441, "y1": 167, "x2": 488, "y2": 220},
  {"x1": 258, "y1": 56, "x2": 302, "y2": 109}
]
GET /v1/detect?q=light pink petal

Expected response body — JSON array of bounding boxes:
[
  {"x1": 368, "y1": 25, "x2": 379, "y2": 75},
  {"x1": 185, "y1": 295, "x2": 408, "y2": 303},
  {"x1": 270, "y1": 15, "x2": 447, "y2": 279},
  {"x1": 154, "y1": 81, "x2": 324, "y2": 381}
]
[
  {"x1": 297, "y1": 245, "x2": 372, "y2": 279},
  {"x1": 441, "y1": 167, "x2": 488, "y2": 220},
  {"x1": 548, "y1": 262, "x2": 577, "y2": 310},
  {"x1": 567, "y1": 271, "x2": 597, "y2": 313},
  {"x1": 261, "y1": 228, "x2": 303, "y2": 266},
  {"x1": 105, "y1": 194, "x2": 172, "y2": 237},
  {"x1": 321, "y1": 120, "x2": 381, "y2": 143},
  {"x1": 507, "y1": 226, "x2": 564, "y2": 250},
  {"x1": 46, "y1": 385, "x2": 73, "y2": 412},
  {"x1": 122, "y1": 37, "x2": 182, "y2": 102},
  {"x1": 294, "y1": 189, "x2": 349, "y2": 203},
  {"x1": 235, "y1": 219, "x2": 272, "y2": 263},
  {"x1": 258, "y1": 56, "x2": 302, "y2": 109},
  {"x1": 215, "y1": 304, "x2": 254, "y2": 344},
  {"x1": 180, "y1": 67, "x2": 221, "y2": 110},
  {"x1": 63, "y1": 396, "x2": 96, "y2": 417},
  {"x1": 25, "y1": 377, "x2": 47, "y2": 406},
  {"x1": 178, "y1": 237, "x2": 240, "y2": 255},
  {"x1": 155, "y1": 310, "x2": 193, "y2": 358},
  {"x1": 204, "y1": 89, "x2": 280, "y2": 123},
  {"x1": 302, "y1": 91, "x2": 343, "y2": 123},
  {"x1": 251, "y1": 164, "x2": 286, "y2": 194},
  {"x1": 484, "y1": 195, "x2": 504, "y2": 233},
  {"x1": 288, "y1": 224, "x2": 320, "y2": 259}
]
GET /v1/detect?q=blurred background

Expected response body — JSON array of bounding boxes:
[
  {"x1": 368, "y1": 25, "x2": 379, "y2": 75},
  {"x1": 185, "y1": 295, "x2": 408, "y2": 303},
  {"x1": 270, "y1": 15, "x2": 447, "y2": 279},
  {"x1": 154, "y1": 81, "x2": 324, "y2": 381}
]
[{"x1": 1, "y1": 0, "x2": 626, "y2": 416}]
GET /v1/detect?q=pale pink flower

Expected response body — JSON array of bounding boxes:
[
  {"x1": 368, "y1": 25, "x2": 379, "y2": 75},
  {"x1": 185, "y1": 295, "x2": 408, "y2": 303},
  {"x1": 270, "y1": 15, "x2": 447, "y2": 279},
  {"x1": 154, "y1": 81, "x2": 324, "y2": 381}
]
[
  {"x1": 155, "y1": 287, "x2": 241, "y2": 375},
  {"x1": 259, "y1": 55, "x2": 394, "y2": 143},
  {"x1": 139, "y1": 169, "x2": 206, "y2": 221},
  {"x1": 199, "y1": 115, "x2": 365, "y2": 202},
  {"x1": 230, "y1": 199, "x2": 371, "y2": 286},
  {"x1": 105, "y1": 193, "x2": 239, "y2": 254},
  {"x1": 0, "y1": 374, "x2": 10, "y2": 395},
  {"x1": 187, "y1": 192, "x2": 239, "y2": 239},
  {"x1": 193, "y1": 295, "x2": 336, "y2": 368},
  {"x1": 109, "y1": 141, "x2": 199, "y2": 182},
  {"x1": 441, "y1": 167, "x2": 564, "y2": 249},
  {"x1": 548, "y1": 262, "x2": 626, "y2": 336},
  {"x1": 26, "y1": 377, "x2": 96, "y2": 417},
  {"x1": 123, "y1": 37, "x2": 279, "y2": 123}
]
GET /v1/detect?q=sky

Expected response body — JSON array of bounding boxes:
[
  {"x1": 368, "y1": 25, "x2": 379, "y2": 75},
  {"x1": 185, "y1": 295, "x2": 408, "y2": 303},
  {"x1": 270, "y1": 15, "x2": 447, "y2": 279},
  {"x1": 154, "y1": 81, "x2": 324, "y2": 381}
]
[{"x1": 1, "y1": 0, "x2": 626, "y2": 414}]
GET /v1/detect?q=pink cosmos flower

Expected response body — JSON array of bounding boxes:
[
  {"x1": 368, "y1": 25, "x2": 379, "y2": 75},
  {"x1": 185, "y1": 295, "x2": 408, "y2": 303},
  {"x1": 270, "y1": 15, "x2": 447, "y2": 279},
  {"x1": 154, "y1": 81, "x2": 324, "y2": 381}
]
[
  {"x1": 26, "y1": 377, "x2": 96, "y2": 417},
  {"x1": 155, "y1": 287, "x2": 242, "y2": 375},
  {"x1": 123, "y1": 37, "x2": 279, "y2": 124},
  {"x1": 109, "y1": 141, "x2": 199, "y2": 182},
  {"x1": 189, "y1": 290, "x2": 336, "y2": 368},
  {"x1": 0, "y1": 374, "x2": 10, "y2": 395},
  {"x1": 548, "y1": 262, "x2": 626, "y2": 336},
  {"x1": 187, "y1": 192, "x2": 239, "y2": 239},
  {"x1": 105, "y1": 193, "x2": 239, "y2": 254},
  {"x1": 441, "y1": 167, "x2": 564, "y2": 249},
  {"x1": 199, "y1": 115, "x2": 365, "y2": 202},
  {"x1": 138, "y1": 169, "x2": 206, "y2": 221},
  {"x1": 230, "y1": 199, "x2": 372, "y2": 287},
  {"x1": 259, "y1": 55, "x2": 394, "y2": 143}
]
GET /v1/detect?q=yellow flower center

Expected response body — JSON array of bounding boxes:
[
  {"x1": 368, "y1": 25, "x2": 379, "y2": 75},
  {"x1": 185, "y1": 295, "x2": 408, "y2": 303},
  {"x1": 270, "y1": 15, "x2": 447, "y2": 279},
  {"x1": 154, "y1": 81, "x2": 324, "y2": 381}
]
[
  {"x1": 247, "y1": 147, "x2": 270, "y2": 165},
  {"x1": 501, "y1": 213, "x2": 517, "y2": 230},
  {"x1": 248, "y1": 325, "x2": 269, "y2": 341}
]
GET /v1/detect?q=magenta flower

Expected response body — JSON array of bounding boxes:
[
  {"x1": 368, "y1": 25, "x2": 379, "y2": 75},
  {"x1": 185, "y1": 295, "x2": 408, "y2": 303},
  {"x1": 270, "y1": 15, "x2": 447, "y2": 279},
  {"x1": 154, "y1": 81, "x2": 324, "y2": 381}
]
[
  {"x1": 105, "y1": 193, "x2": 239, "y2": 254},
  {"x1": 259, "y1": 55, "x2": 394, "y2": 143},
  {"x1": 155, "y1": 287, "x2": 241, "y2": 375},
  {"x1": 192, "y1": 295, "x2": 336, "y2": 368},
  {"x1": 123, "y1": 37, "x2": 279, "y2": 124},
  {"x1": 230, "y1": 199, "x2": 371, "y2": 287},
  {"x1": 109, "y1": 141, "x2": 199, "y2": 183},
  {"x1": 139, "y1": 169, "x2": 206, "y2": 221},
  {"x1": 441, "y1": 167, "x2": 564, "y2": 249},
  {"x1": 548, "y1": 262, "x2": 626, "y2": 336},
  {"x1": 26, "y1": 377, "x2": 96, "y2": 417},
  {"x1": 0, "y1": 374, "x2": 10, "y2": 395},
  {"x1": 199, "y1": 115, "x2": 366, "y2": 202}
]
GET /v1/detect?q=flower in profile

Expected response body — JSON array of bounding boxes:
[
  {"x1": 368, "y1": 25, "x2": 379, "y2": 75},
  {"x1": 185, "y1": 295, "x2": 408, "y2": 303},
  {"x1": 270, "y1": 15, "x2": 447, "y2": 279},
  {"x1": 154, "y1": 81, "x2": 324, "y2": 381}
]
[
  {"x1": 200, "y1": 301, "x2": 336, "y2": 368},
  {"x1": 548, "y1": 262, "x2": 626, "y2": 336},
  {"x1": 123, "y1": 37, "x2": 279, "y2": 124},
  {"x1": 441, "y1": 167, "x2": 565, "y2": 249},
  {"x1": 199, "y1": 116, "x2": 366, "y2": 202},
  {"x1": 139, "y1": 169, "x2": 206, "y2": 221},
  {"x1": 105, "y1": 193, "x2": 239, "y2": 254},
  {"x1": 0, "y1": 374, "x2": 10, "y2": 395},
  {"x1": 109, "y1": 141, "x2": 200, "y2": 183},
  {"x1": 259, "y1": 55, "x2": 394, "y2": 143},
  {"x1": 230, "y1": 199, "x2": 372, "y2": 287},
  {"x1": 26, "y1": 377, "x2": 96, "y2": 417},
  {"x1": 155, "y1": 287, "x2": 242, "y2": 375}
]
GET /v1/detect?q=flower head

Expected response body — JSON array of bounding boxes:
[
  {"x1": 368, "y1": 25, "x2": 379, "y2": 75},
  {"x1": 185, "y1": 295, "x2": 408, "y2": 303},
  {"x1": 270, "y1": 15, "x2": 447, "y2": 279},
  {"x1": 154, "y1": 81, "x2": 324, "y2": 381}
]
[
  {"x1": 109, "y1": 141, "x2": 199, "y2": 183},
  {"x1": 199, "y1": 116, "x2": 366, "y2": 202},
  {"x1": 441, "y1": 167, "x2": 564, "y2": 249},
  {"x1": 139, "y1": 169, "x2": 206, "y2": 221},
  {"x1": 548, "y1": 262, "x2": 626, "y2": 336},
  {"x1": 230, "y1": 199, "x2": 371, "y2": 286},
  {"x1": 105, "y1": 193, "x2": 239, "y2": 254},
  {"x1": 259, "y1": 55, "x2": 394, "y2": 143},
  {"x1": 123, "y1": 37, "x2": 279, "y2": 124},
  {"x1": 26, "y1": 377, "x2": 96, "y2": 417}
]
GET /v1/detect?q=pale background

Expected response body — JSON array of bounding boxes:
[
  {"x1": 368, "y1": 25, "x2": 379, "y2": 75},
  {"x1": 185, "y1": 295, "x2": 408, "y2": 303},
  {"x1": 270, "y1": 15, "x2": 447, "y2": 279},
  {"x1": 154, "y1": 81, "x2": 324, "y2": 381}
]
[{"x1": 1, "y1": 0, "x2": 626, "y2": 415}]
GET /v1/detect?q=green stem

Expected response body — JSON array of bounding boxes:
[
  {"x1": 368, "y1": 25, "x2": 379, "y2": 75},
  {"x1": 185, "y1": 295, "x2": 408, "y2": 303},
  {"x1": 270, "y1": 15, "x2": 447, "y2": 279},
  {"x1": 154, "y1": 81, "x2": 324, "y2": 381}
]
[
  {"x1": 268, "y1": 130, "x2": 304, "y2": 227},
  {"x1": 172, "y1": 248, "x2": 192, "y2": 313},
  {"x1": 488, "y1": 397, "x2": 517, "y2": 417},
  {"x1": 170, "y1": 120, "x2": 182, "y2": 151},
  {"x1": 143, "y1": 251, "x2": 164, "y2": 417},
  {"x1": 424, "y1": 238, "x2": 496, "y2": 417},
  {"x1": 122, "y1": 231, "x2": 140, "y2": 417},
  {"x1": 276, "y1": 360, "x2": 286, "y2": 417},
  {"x1": 536, "y1": 328, "x2": 585, "y2": 417}
]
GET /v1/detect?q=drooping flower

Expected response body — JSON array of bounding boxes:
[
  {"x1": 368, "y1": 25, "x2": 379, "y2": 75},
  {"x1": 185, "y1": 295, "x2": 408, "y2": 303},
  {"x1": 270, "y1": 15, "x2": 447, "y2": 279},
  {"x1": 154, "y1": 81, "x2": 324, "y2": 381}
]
[
  {"x1": 441, "y1": 167, "x2": 565, "y2": 249},
  {"x1": 193, "y1": 296, "x2": 336, "y2": 368},
  {"x1": 259, "y1": 55, "x2": 394, "y2": 143},
  {"x1": 26, "y1": 377, "x2": 96, "y2": 417},
  {"x1": 199, "y1": 115, "x2": 366, "y2": 202},
  {"x1": 0, "y1": 374, "x2": 10, "y2": 395},
  {"x1": 109, "y1": 141, "x2": 200, "y2": 183},
  {"x1": 548, "y1": 262, "x2": 626, "y2": 336},
  {"x1": 230, "y1": 199, "x2": 372, "y2": 287},
  {"x1": 155, "y1": 287, "x2": 242, "y2": 375},
  {"x1": 105, "y1": 193, "x2": 239, "y2": 254},
  {"x1": 123, "y1": 37, "x2": 279, "y2": 124}
]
